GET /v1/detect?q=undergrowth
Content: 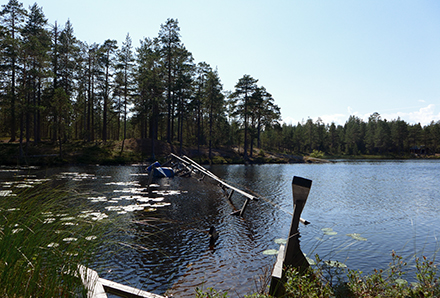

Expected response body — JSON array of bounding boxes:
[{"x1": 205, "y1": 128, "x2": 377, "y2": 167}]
[{"x1": 196, "y1": 252, "x2": 439, "y2": 298}]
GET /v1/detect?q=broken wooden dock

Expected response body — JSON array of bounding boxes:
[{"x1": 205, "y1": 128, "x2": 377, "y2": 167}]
[
  {"x1": 79, "y1": 265, "x2": 165, "y2": 298},
  {"x1": 167, "y1": 153, "x2": 310, "y2": 224}
]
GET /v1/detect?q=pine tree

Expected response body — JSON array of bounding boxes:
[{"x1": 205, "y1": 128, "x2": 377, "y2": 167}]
[
  {"x1": 1, "y1": 0, "x2": 27, "y2": 142},
  {"x1": 21, "y1": 3, "x2": 50, "y2": 144},
  {"x1": 115, "y1": 33, "x2": 134, "y2": 152},
  {"x1": 158, "y1": 18, "x2": 181, "y2": 143},
  {"x1": 230, "y1": 74, "x2": 258, "y2": 160},
  {"x1": 99, "y1": 39, "x2": 117, "y2": 142},
  {"x1": 205, "y1": 68, "x2": 225, "y2": 160},
  {"x1": 135, "y1": 37, "x2": 164, "y2": 158}
]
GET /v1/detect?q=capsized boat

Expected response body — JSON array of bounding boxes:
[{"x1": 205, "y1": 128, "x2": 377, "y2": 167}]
[{"x1": 147, "y1": 161, "x2": 175, "y2": 178}]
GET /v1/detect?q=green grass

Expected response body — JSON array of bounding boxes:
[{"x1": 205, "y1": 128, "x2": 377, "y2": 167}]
[{"x1": 0, "y1": 184, "x2": 109, "y2": 297}]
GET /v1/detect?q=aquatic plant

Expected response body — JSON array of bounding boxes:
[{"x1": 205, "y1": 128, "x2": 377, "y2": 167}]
[{"x1": 0, "y1": 184, "x2": 109, "y2": 297}]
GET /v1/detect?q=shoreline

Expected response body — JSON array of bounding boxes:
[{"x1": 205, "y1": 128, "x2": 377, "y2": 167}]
[{"x1": 0, "y1": 138, "x2": 438, "y2": 167}]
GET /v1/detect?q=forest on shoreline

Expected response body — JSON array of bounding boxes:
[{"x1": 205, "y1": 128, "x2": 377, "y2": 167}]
[{"x1": 1, "y1": 0, "x2": 440, "y2": 166}]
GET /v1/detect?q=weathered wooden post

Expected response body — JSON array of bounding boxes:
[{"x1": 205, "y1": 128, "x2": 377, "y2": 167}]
[{"x1": 269, "y1": 176, "x2": 312, "y2": 297}]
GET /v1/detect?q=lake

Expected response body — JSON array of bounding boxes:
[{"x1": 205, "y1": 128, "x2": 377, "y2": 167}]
[{"x1": 1, "y1": 160, "x2": 439, "y2": 297}]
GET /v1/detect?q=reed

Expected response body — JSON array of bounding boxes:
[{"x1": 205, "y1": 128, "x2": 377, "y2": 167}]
[{"x1": 0, "y1": 184, "x2": 107, "y2": 297}]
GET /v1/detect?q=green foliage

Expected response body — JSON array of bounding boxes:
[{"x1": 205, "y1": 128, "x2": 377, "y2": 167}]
[
  {"x1": 2, "y1": 2, "x2": 440, "y2": 161},
  {"x1": 203, "y1": 252, "x2": 440, "y2": 298},
  {"x1": 0, "y1": 184, "x2": 108, "y2": 297},
  {"x1": 195, "y1": 286, "x2": 229, "y2": 298},
  {"x1": 212, "y1": 155, "x2": 228, "y2": 164},
  {"x1": 310, "y1": 149, "x2": 324, "y2": 159}
]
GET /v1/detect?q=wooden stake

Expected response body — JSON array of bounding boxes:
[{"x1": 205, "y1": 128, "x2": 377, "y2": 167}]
[{"x1": 269, "y1": 176, "x2": 312, "y2": 297}]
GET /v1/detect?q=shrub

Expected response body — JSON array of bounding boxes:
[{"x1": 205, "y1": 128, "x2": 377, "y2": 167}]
[{"x1": 310, "y1": 150, "x2": 325, "y2": 159}]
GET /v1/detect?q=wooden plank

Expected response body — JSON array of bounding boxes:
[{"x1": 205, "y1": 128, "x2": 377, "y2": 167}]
[
  {"x1": 77, "y1": 265, "x2": 107, "y2": 298},
  {"x1": 283, "y1": 176, "x2": 311, "y2": 270},
  {"x1": 176, "y1": 154, "x2": 257, "y2": 201},
  {"x1": 269, "y1": 244, "x2": 285, "y2": 297},
  {"x1": 170, "y1": 154, "x2": 310, "y2": 224},
  {"x1": 78, "y1": 265, "x2": 165, "y2": 298},
  {"x1": 99, "y1": 278, "x2": 165, "y2": 298}
]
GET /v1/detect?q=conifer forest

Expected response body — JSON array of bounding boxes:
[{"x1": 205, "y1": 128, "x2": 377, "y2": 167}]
[{"x1": 1, "y1": 0, "x2": 439, "y2": 160}]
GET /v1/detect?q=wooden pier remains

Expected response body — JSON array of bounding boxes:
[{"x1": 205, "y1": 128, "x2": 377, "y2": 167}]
[
  {"x1": 79, "y1": 265, "x2": 165, "y2": 298},
  {"x1": 169, "y1": 153, "x2": 257, "y2": 216},
  {"x1": 168, "y1": 154, "x2": 310, "y2": 224},
  {"x1": 269, "y1": 176, "x2": 312, "y2": 297}
]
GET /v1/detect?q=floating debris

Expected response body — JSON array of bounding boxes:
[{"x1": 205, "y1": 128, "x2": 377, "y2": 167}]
[
  {"x1": 85, "y1": 236, "x2": 97, "y2": 241},
  {"x1": 47, "y1": 242, "x2": 59, "y2": 248}
]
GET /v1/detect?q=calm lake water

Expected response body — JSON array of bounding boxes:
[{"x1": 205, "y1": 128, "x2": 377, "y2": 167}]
[{"x1": 1, "y1": 160, "x2": 439, "y2": 296}]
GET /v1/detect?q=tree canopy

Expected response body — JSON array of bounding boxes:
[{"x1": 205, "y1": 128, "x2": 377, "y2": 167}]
[{"x1": 0, "y1": 0, "x2": 438, "y2": 160}]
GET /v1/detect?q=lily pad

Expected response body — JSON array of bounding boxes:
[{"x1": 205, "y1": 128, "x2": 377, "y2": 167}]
[
  {"x1": 324, "y1": 231, "x2": 337, "y2": 236},
  {"x1": 322, "y1": 228, "x2": 337, "y2": 235},
  {"x1": 262, "y1": 249, "x2": 279, "y2": 255},
  {"x1": 347, "y1": 233, "x2": 367, "y2": 241},
  {"x1": 395, "y1": 278, "x2": 408, "y2": 286},
  {"x1": 324, "y1": 260, "x2": 347, "y2": 268},
  {"x1": 274, "y1": 238, "x2": 287, "y2": 245},
  {"x1": 306, "y1": 256, "x2": 316, "y2": 265}
]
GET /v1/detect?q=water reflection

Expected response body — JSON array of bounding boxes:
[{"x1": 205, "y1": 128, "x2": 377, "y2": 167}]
[{"x1": 0, "y1": 161, "x2": 439, "y2": 296}]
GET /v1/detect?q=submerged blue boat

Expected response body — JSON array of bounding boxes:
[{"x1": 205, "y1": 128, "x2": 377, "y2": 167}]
[{"x1": 147, "y1": 161, "x2": 175, "y2": 178}]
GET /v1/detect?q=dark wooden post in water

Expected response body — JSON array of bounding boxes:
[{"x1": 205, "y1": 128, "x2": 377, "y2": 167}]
[{"x1": 269, "y1": 176, "x2": 312, "y2": 297}]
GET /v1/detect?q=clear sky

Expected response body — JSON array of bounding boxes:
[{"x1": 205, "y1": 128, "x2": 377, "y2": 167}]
[{"x1": 17, "y1": 0, "x2": 440, "y2": 126}]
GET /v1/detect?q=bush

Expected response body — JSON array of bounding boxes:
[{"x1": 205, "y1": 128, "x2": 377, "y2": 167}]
[
  {"x1": 202, "y1": 252, "x2": 440, "y2": 297},
  {"x1": 310, "y1": 150, "x2": 325, "y2": 159}
]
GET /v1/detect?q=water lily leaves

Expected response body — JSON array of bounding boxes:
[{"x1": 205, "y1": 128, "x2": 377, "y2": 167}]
[
  {"x1": 274, "y1": 238, "x2": 287, "y2": 245},
  {"x1": 262, "y1": 249, "x2": 279, "y2": 255},
  {"x1": 306, "y1": 256, "x2": 316, "y2": 265},
  {"x1": 395, "y1": 278, "x2": 408, "y2": 286},
  {"x1": 347, "y1": 233, "x2": 367, "y2": 241},
  {"x1": 321, "y1": 227, "x2": 337, "y2": 236},
  {"x1": 324, "y1": 260, "x2": 347, "y2": 268}
]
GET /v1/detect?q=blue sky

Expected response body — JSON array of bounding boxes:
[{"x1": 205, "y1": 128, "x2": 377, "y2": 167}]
[{"x1": 18, "y1": 0, "x2": 440, "y2": 126}]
